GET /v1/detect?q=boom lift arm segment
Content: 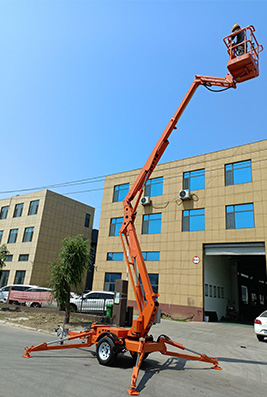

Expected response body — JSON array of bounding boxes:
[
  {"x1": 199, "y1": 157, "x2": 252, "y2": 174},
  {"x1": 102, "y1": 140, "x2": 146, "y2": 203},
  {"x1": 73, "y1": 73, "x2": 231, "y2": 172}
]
[{"x1": 120, "y1": 73, "x2": 236, "y2": 338}]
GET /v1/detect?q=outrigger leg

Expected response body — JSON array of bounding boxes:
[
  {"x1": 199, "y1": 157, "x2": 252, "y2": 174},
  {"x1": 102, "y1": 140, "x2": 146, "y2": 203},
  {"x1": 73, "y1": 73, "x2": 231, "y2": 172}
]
[
  {"x1": 127, "y1": 335, "x2": 221, "y2": 395},
  {"x1": 128, "y1": 338, "x2": 146, "y2": 396},
  {"x1": 158, "y1": 335, "x2": 222, "y2": 370}
]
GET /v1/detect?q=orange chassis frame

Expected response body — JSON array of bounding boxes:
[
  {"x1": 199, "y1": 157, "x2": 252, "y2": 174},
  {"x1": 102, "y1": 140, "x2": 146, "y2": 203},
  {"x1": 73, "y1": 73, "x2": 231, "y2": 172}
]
[
  {"x1": 22, "y1": 26, "x2": 262, "y2": 396},
  {"x1": 23, "y1": 323, "x2": 221, "y2": 395}
]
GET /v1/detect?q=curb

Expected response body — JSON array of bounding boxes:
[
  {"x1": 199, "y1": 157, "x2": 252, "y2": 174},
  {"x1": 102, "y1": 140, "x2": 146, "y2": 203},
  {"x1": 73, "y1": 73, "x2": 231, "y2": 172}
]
[{"x1": 0, "y1": 319, "x2": 54, "y2": 334}]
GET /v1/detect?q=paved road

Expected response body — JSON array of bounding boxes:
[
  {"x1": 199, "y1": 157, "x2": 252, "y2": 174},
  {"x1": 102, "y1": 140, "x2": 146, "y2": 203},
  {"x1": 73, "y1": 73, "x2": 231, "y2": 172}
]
[{"x1": 0, "y1": 320, "x2": 267, "y2": 396}]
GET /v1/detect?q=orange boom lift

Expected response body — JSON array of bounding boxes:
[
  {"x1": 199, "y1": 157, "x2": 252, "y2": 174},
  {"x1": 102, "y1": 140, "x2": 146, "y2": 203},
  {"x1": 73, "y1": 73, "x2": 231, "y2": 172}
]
[{"x1": 22, "y1": 26, "x2": 263, "y2": 395}]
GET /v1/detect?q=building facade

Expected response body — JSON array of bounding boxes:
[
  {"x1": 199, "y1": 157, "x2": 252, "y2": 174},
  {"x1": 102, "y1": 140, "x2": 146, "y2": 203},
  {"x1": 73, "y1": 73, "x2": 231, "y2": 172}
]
[
  {"x1": 93, "y1": 140, "x2": 267, "y2": 322},
  {"x1": 0, "y1": 190, "x2": 94, "y2": 289}
]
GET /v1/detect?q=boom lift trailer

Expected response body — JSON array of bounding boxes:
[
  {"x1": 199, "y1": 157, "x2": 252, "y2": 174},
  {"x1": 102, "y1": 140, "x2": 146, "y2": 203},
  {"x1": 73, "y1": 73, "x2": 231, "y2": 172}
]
[{"x1": 22, "y1": 26, "x2": 263, "y2": 396}]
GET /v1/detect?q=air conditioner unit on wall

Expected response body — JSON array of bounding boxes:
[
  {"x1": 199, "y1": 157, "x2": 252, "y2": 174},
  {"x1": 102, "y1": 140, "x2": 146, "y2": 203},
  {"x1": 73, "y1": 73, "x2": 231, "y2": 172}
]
[
  {"x1": 179, "y1": 189, "x2": 191, "y2": 200},
  {"x1": 141, "y1": 196, "x2": 151, "y2": 206}
]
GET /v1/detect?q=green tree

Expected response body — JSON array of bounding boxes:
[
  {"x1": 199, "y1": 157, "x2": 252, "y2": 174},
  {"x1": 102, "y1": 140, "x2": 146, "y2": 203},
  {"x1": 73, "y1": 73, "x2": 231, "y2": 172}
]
[
  {"x1": 49, "y1": 235, "x2": 90, "y2": 323},
  {"x1": 0, "y1": 244, "x2": 9, "y2": 281}
]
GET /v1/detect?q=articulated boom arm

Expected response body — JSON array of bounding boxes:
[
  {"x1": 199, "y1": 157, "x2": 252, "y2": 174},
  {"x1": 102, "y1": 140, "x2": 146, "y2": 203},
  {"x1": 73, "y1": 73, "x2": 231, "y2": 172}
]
[{"x1": 119, "y1": 73, "x2": 236, "y2": 337}]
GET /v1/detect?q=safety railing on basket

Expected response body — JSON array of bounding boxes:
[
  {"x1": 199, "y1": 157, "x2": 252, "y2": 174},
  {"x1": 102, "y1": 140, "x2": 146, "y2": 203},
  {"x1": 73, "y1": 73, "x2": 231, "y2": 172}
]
[{"x1": 223, "y1": 25, "x2": 263, "y2": 64}]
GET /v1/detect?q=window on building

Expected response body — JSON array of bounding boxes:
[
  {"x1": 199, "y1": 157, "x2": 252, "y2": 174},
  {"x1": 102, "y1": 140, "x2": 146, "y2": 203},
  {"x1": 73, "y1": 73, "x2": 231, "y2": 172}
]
[
  {"x1": 209, "y1": 285, "x2": 212, "y2": 297},
  {"x1": 213, "y1": 286, "x2": 216, "y2": 298},
  {"x1": 19, "y1": 254, "x2": 29, "y2": 261},
  {"x1": 251, "y1": 292, "x2": 257, "y2": 306},
  {"x1": 0, "y1": 206, "x2": 9, "y2": 220},
  {"x1": 241, "y1": 285, "x2": 248, "y2": 304},
  {"x1": 183, "y1": 169, "x2": 205, "y2": 191},
  {"x1": 0, "y1": 230, "x2": 3, "y2": 244},
  {"x1": 109, "y1": 217, "x2": 123, "y2": 236},
  {"x1": 149, "y1": 274, "x2": 159, "y2": 294},
  {"x1": 104, "y1": 272, "x2": 122, "y2": 292},
  {"x1": 142, "y1": 213, "x2": 162, "y2": 234},
  {"x1": 113, "y1": 183, "x2": 129, "y2": 202},
  {"x1": 259, "y1": 294, "x2": 265, "y2": 305},
  {"x1": 221, "y1": 287, "x2": 224, "y2": 299},
  {"x1": 225, "y1": 160, "x2": 252, "y2": 186},
  {"x1": 14, "y1": 270, "x2": 26, "y2": 284},
  {"x1": 107, "y1": 252, "x2": 124, "y2": 261},
  {"x1": 144, "y1": 177, "x2": 163, "y2": 197},
  {"x1": 204, "y1": 284, "x2": 208, "y2": 297},
  {"x1": 28, "y1": 200, "x2": 39, "y2": 215},
  {"x1": 182, "y1": 209, "x2": 205, "y2": 231},
  {"x1": 7, "y1": 229, "x2": 18, "y2": 244},
  {"x1": 142, "y1": 251, "x2": 160, "y2": 261},
  {"x1": 22, "y1": 227, "x2": 34, "y2": 242},
  {"x1": 84, "y1": 213, "x2": 90, "y2": 228},
  {"x1": 226, "y1": 204, "x2": 254, "y2": 229},
  {"x1": 0, "y1": 270, "x2": 10, "y2": 287},
  {"x1": 13, "y1": 203, "x2": 24, "y2": 218},
  {"x1": 139, "y1": 273, "x2": 159, "y2": 295},
  {"x1": 5, "y1": 255, "x2": 13, "y2": 262}
]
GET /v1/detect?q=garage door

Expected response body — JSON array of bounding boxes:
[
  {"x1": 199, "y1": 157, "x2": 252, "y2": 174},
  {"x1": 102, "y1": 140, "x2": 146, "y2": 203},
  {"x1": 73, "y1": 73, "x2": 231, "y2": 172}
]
[{"x1": 204, "y1": 242, "x2": 265, "y2": 256}]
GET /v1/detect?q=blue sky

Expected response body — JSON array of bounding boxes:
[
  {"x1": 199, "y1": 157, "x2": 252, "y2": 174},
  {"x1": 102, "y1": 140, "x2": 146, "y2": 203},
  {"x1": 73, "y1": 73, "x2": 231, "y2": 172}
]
[{"x1": 0, "y1": 0, "x2": 266, "y2": 228}]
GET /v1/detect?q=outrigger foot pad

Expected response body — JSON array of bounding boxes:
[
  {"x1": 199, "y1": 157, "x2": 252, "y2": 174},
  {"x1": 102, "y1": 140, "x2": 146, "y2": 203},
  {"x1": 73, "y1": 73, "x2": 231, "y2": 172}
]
[
  {"x1": 22, "y1": 346, "x2": 33, "y2": 358},
  {"x1": 211, "y1": 364, "x2": 222, "y2": 370},
  {"x1": 128, "y1": 388, "x2": 139, "y2": 395},
  {"x1": 22, "y1": 353, "x2": 32, "y2": 358}
]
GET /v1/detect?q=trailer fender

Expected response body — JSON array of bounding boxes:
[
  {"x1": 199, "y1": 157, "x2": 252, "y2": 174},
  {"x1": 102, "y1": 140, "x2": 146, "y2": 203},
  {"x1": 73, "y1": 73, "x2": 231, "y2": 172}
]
[{"x1": 96, "y1": 331, "x2": 121, "y2": 345}]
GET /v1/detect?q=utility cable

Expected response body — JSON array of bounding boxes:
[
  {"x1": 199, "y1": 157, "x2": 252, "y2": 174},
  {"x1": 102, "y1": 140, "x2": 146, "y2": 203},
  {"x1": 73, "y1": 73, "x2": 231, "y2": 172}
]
[{"x1": 0, "y1": 144, "x2": 266, "y2": 196}]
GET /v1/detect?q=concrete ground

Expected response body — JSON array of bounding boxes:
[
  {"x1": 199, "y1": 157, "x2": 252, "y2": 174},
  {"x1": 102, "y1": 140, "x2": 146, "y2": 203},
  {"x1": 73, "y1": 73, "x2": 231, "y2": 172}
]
[{"x1": 0, "y1": 319, "x2": 266, "y2": 396}]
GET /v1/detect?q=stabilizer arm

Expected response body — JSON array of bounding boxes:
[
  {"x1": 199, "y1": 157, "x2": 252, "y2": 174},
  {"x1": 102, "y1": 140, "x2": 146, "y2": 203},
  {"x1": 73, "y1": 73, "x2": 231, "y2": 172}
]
[{"x1": 127, "y1": 335, "x2": 221, "y2": 395}]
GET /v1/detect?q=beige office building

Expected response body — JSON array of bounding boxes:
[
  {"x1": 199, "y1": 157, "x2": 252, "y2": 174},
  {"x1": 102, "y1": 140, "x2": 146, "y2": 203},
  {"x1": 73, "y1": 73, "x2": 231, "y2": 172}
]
[
  {"x1": 0, "y1": 190, "x2": 94, "y2": 288},
  {"x1": 93, "y1": 139, "x2": 267, "y2": 322}
]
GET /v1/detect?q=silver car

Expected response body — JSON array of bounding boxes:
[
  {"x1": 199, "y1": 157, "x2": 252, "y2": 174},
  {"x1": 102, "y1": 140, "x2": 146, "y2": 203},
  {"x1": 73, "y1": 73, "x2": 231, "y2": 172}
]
[{"x1": 70, "y1": 291, "x2": 114, "y2": 314}]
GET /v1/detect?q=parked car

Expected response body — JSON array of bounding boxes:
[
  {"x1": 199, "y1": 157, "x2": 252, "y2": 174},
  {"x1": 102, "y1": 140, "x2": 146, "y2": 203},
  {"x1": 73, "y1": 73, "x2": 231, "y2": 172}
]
[
  {"x1": 25, "y1": 287, "x2": 57, "y2": 308},
  {"x1": 70, "y1": 292, "x2": 81, "y2": 299},
  {"x1": 254, "y1": 310, "x2": 267, "y2": 341},
  {"x1": 70, "y1": 291, "x2": 114, "y2": 314},
  {"x1": 0, "y1": 284, "x2": 39, "y2": 304}
]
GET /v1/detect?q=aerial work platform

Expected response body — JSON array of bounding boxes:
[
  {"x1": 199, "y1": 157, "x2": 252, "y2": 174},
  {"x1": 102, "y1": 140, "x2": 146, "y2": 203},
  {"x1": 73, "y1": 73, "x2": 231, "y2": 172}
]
[
  {"x1": 223, "y1": 25, "x2": 263, "y2": 83},
  {"x1": 22, "y1": 25, "x2": 263, "y2": 396}
]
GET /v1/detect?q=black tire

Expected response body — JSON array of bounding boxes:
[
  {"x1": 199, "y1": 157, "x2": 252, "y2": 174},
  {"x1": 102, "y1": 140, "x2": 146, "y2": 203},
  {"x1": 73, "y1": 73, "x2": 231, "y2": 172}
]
[
  {"x1": 31, "y1": 302, "x2": 41, "y2": 308},
  {"x1": 256, "y1": 334, "x2": 265, "y2": 342},
  {"x1": 96, "y1": 336, "x2": 117, "y2": 366}
]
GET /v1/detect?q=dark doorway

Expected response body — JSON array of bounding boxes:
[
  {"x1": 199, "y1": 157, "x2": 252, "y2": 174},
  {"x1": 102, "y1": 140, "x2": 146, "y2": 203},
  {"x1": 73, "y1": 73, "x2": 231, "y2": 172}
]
[
  {"x1": 236, "y1": 255, "x2": 267, "y2": 323},
  {"x1": 204, "y1": 244, "x2": 266, "y2": 324}
]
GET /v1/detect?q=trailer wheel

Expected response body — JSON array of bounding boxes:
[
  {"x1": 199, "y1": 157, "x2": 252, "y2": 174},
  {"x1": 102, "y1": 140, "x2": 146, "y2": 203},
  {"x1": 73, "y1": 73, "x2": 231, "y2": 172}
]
[{"x1": 96, "y1": 336, "x2": 117, "y2": 366}]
